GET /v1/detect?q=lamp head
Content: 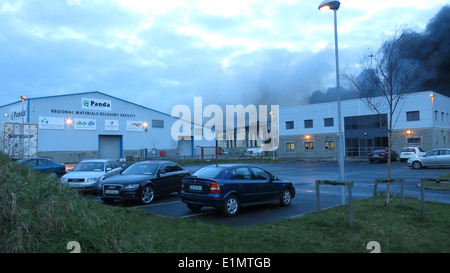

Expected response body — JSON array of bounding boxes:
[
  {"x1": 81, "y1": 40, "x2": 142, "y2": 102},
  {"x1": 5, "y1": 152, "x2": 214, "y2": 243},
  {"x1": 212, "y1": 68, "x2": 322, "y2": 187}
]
[{"x1": 318, "y1": 0, "x2": 340, "y2": 11}]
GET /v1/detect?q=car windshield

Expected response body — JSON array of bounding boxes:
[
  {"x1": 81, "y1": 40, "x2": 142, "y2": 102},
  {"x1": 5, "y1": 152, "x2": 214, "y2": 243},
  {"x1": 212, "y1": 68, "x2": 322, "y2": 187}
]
[
  {"x1": 193, "y1": 166, "x2": 226, "y2": 179},
  {"x1": 73, "y1": 162, "x2": 105, "y2": 172},
  {"x1": 122, "y1": 163, "x2": 159, "y2": 175}
]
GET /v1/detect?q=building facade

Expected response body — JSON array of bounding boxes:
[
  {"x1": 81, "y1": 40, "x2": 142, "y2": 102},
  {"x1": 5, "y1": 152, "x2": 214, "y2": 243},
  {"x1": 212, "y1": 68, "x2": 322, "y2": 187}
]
[
  {"x1": 278, "y1": 91, "x2": 450, "y2": 159},
  {"x1": 0, "y1": 91, "x2": 214, "y2": 163}
]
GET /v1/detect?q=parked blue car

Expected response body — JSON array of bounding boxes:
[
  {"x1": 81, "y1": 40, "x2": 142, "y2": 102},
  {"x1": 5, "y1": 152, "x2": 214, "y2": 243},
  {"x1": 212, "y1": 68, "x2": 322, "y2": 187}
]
[
  {"x1": 17, "y1": 158, "x2": 66, "y2": 177},
  {"x1": 180, "y1": 164, "x2": 296, "y2": 216}
]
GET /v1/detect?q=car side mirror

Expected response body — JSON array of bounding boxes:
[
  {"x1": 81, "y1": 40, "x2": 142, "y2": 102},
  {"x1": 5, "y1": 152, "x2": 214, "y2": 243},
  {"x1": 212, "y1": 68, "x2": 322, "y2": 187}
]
[
  {"x1": 106, "y1": 167, "x2": 112, "y2": 171},
  {"x1": 158, "y1": 169, "x2": 166, "y2": 177}
]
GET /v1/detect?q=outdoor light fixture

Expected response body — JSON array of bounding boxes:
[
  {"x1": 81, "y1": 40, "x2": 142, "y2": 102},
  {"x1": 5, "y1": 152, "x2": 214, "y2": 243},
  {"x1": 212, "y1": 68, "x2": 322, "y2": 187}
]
[
  {"x1": 318, "y1": 0, "x2": 345, "y2": 204},
  {"x1": 318, "y1": 0, "x2": 340, "y2": 11}
]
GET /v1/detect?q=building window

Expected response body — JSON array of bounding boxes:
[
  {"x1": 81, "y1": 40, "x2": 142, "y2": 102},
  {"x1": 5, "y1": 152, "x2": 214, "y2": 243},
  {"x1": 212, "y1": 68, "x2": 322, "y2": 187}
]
[
  {"x1": 286, "y1": 142, "x2": 295, "y2": 150},
  {"x1": 304, "y1": 141, "x2": 314, "y2": 149},
  {"x1": 407, "y1": 137, "x2": 421, "y2": 144},
  {"x1": 286, "y1": 121, "x2": 294, "y2": 130},
  {"x1": 324, "y1": 141, "x2": 335, "y2": 149},
  {"x1": 324, "y1": 118, "x2": 334, "y2": 127},
  {"x1": 304, "y1": 119, "x2": 313, "y2": 128},
  {"x1": 152, "y1": 120, "x2": 164, "y2": 128},
  {"x1": 406, "y1": 111, "x2": 420, "y2": 121}
]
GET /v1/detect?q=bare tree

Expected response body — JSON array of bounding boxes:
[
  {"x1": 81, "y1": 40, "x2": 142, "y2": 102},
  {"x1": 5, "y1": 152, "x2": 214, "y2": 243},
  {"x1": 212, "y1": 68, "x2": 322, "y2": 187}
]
[{"x1": 346, "y1": 27, "x2": 420, "y2": 205}]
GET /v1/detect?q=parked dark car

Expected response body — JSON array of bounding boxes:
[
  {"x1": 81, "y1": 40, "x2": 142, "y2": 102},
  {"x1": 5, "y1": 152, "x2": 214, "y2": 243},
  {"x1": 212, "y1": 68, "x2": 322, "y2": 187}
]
[
  {"x1": 17, "y1": 158, "x2": 66, "y2": 177},
  {"x1": 180, "y1": 164, "x2": 296, "y2": 217},
  {"x1": 98, "y1": 161, "x2": 190, "y2": 204},
  {"x1": 368, "y1": 148, "x2": 399, "y2": 163}
]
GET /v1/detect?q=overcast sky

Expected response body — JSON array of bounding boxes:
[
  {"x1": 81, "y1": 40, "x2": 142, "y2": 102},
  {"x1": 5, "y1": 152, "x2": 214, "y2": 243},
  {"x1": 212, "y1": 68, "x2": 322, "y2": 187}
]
[{"x1": 0, "y1": 0, "x2": 447, "y2": 113}]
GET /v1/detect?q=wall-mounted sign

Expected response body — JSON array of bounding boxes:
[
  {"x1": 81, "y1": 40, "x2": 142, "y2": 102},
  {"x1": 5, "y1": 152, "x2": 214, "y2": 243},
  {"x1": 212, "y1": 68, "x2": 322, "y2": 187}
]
[
  {"x1": 81, "y1": 98, "x2": 112, "y2": 111},
  {"x1": 39, "y1": 116, "x2": 64, "y2": 130},
  {"x1": 9, "y1": 105, "x2": 27, "y2": 122},
  {"x1": 105, "y1": 120, "x2": 119, "y2": 131},
  {"x1": 74, "y1": 118, "x2": 97, "y2": 130},
  {"x1": 127, "y1": 121, "x2": 143, "y2": 131}
]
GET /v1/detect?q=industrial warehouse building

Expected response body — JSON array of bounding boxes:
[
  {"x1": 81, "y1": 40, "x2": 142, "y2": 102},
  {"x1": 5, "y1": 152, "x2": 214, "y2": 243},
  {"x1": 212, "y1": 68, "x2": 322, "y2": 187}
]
[
  {"x1": 278, "y1": 91, "x2": 450, "y2": 159},
  {"x1": 0, "y1": 91, "x2": 215, "y2": 163}
]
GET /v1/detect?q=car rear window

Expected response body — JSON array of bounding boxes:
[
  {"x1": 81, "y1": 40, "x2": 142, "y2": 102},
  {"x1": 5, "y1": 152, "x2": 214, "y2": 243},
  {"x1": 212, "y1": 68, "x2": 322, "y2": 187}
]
[
  {"x1": 402, "y1": 148, "x2": 414, "y2": 152},
  {"x1": 193, "y1": 166, "x2": 226, "y2": 179}
]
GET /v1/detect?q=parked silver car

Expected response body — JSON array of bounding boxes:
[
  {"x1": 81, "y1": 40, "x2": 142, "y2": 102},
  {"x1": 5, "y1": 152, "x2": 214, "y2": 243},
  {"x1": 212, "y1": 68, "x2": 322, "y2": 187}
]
[
  {"x1": 407, "y1": 148, "x2": 450, "y2": 169},
  {"x1": 61, "y1": 159, "x2": 122, "y2": 193}
]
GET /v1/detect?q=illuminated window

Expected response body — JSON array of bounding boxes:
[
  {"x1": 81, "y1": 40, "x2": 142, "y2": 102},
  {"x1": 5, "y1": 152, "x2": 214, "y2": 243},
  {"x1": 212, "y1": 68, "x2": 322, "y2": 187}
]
[
  {"x1": 324, "y1": 141, "x2": 335, "y2": 149},
  {"x1": 304, "y1": 141, "x2": 314, "y2": 150},
  {"x1": 286, "y1": 142, "x2": 295, "y2": 150}
]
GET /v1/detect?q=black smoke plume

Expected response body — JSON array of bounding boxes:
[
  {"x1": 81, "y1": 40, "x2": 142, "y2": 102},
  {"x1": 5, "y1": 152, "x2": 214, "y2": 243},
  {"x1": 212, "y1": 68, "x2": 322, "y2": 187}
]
[{"x1": 401, "y1": 5, "x2": 450, "y2": 97}]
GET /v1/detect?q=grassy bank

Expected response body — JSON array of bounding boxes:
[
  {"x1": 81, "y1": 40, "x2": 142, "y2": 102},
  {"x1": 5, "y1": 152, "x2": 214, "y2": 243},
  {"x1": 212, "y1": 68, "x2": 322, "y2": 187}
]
[{"x1": 1, "y1": 153, "x2": 449, "y2": 253}]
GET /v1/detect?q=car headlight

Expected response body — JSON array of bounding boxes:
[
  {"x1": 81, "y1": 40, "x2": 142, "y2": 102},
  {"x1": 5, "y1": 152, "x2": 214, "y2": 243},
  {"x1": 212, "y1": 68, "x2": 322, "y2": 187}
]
[
  {"x1": 61, "y1": 176, "x2": 68, "y2": 183},
  {"x1": 123, "y1": 184, "x2": 140, "y2": 190}
]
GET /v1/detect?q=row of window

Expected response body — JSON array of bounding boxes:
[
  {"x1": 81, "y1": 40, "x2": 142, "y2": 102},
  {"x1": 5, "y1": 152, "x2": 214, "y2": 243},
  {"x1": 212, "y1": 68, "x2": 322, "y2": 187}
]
[
  {"x1": 286, "y1": 118, "x2": 334, "y2": 130},
  {"x1": 285, "y1": 140, "x2": 335, "y2": 151},
  {"x1": 406, "y1": 110, "x2": 450, "y2": 124},
  {"x1": 286, "y1": 110, "x2": 450, "y2": 130},
  {"x1": 285, "y1": 137, "x2": 422, "y2": 151}
]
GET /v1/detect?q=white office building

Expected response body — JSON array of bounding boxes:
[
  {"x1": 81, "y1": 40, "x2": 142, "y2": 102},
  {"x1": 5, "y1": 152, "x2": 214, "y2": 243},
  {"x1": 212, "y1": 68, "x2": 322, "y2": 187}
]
[{"x1": 278, "y1": 91, "x2": 450, "y2": 159}]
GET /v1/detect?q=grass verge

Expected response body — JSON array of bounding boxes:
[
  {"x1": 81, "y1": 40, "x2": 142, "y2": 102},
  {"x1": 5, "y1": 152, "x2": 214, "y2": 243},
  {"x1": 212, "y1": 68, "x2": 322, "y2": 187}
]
[{"x1": 1, "y1": 153, "x2": 449, "y2": 253}]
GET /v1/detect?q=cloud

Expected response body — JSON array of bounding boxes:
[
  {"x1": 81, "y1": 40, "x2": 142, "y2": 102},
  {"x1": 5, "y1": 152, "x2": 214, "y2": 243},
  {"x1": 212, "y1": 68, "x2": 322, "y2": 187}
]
[{"x1": 0, "y1": 0, "x2": 447, "y2": 114}]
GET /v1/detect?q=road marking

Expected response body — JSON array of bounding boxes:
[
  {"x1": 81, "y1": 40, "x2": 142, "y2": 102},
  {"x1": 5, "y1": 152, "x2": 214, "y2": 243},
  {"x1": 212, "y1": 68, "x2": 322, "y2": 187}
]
[
  {"x1": 134, "y1": 200, "x2": 181, "y2": 208},
  {"x1": 181, "y1": 211, "x2": 213, "y2": 218}
]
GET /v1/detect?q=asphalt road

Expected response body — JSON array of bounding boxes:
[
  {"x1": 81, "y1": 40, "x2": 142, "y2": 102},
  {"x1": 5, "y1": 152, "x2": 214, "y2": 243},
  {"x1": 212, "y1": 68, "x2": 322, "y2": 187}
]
[{"x1": 88, "y1": 160, "x2": 450, "y2": 226}]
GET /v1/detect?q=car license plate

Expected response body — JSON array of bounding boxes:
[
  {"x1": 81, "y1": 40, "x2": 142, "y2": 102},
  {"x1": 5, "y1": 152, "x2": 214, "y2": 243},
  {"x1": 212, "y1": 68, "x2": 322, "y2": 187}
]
[
  {"x1": 105, "y1": 190, "x2": 119, "y2": 195},
  {"x1": 189, "y1": 185, "x2": 202, "y2": 191}
]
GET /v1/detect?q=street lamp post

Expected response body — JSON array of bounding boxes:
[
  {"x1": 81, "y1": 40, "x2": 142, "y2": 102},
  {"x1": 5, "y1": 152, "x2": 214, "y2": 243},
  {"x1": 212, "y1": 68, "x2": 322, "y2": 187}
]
[
  {"x1": 269, "y1": 112, "x2": 275, "y2": 160},
  {"x1": 318, "y1": 0, "x2": 345, "y2": 204},
  {"x1": 430, "y1": 93, "x2": 435, "y2": 149},
  {"x1": 20, "y1": 95, "x2": 27, "y2": 158}
]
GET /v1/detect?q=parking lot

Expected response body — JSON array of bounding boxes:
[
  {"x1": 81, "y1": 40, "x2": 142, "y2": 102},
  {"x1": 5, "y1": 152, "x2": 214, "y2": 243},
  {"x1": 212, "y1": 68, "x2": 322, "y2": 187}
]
[{"x1": 87, "y1": 160, "x2": 450, "y2": 226}]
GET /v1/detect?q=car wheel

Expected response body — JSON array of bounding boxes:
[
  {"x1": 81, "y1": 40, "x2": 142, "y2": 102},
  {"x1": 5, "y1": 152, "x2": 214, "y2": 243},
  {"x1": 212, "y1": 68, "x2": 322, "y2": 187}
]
[
  {"x1": 280, "y1": 188, "x2": 292, "y2": 207},
  {"x1": 412, "y1": 161, "x2": 423, "y2": 170},
  {"x1": 140, "y1": 185, "x2": 155, "y2": 204},
  {"x1": 49, "y1": 171, "x2": 58, "y2": 178},
  {"x1": 187, "y1": 204, "x2": 203, "y2": 212},
  {"x1": 223, "y1": 195, "x2": 239, "y2": 217}
]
